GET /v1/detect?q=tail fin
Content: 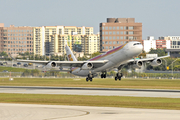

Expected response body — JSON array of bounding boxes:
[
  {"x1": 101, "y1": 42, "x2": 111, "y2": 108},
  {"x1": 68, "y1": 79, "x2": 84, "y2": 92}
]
[{"x1": 65, "y1": 44, "x2": 77, "y2": 61}]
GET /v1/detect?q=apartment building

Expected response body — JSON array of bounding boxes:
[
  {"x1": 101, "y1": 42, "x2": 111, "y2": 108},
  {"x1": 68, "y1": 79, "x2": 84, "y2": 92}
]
[
  {"x1": 81, "y1": 34, "x2": 100, "y2": 54},
  {"x1": 165, "y1": 36, "x2": 180, "y2": 57},
  {"x1": 0, "y1": 23, "x2": 34, "y2": 56},
  {"x1": 49, "y1": 33, "x2": 100, "y2": 55},
  {"x1": 34, "y1": 25, "x2": 95, "y2": 56},
  {"x1": 142, "y1": 36, "x2": 156, "y2": 52},
  {"x1": 100, "y1": 18, "x2": 142, "y2": 52}
]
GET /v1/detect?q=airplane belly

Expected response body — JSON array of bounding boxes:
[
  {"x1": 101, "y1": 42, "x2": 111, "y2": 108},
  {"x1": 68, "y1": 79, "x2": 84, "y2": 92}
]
[
  {"x1": 93, "y1": 61, "x2": 115, "y2": 73},
  {"x1": 72, "y1": 68, "x2": 89, "y2": 77}
]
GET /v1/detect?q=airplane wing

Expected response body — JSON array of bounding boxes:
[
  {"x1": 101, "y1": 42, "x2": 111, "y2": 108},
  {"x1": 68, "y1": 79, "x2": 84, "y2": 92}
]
[
  {"x1": 117, "y1": 55, "x2": 170, "y2": 69},
  {"x1": 127, "y1": 55, "x2": 170, "y2": 63},
  {"x1": 17, "y1": 59, "x2": 109, "y2": 68}
]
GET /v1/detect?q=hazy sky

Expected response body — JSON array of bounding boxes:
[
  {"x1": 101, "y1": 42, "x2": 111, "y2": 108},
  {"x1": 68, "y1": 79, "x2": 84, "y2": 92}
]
[{"x1": 1, "y1": 0, "x2": 180, "y2": 39}]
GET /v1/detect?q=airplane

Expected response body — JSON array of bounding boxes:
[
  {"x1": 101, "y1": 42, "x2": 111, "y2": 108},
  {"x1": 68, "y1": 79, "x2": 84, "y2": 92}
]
[{"x1": 17, "y1": 41, "x2": 169, "y2": 82}]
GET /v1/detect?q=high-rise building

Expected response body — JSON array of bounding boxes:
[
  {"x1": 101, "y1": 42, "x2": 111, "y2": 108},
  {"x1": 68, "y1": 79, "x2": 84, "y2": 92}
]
[
  {"x1": 81, "y1": 34, "x2": 100, "y2": 54},
  {"x1": 0, "y1": 23, "x2": 34, "y2": 56},
  {"x1": 34, "y1": 26, "x2": 96, "y2": 56},
  {"x1": 100, "y1": 18, "x2": 142, "y2": 52}
]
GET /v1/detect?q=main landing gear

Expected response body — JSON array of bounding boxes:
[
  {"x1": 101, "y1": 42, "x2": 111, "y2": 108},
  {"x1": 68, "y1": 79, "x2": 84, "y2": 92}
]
[
  {"x1": 101, "y1": 72, "x2": 107, "y2": 78},
  {"x1": 115, "y1": 72, "x2": 123, "y2": 81},
  {"x1": 86, "y1": 72, "x2": 93, "y2": 82}
]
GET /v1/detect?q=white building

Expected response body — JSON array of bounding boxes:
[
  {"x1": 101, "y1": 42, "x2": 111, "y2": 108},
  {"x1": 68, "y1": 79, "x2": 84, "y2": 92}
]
[{"x1": 143, "y1": 36, "x2": 156, "y2": 52}]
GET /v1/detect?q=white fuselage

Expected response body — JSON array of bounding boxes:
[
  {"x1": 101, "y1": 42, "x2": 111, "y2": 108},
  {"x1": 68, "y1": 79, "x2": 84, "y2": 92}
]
[{"x1": 71, "y1": 41, "x2": 143, "y2": 77}]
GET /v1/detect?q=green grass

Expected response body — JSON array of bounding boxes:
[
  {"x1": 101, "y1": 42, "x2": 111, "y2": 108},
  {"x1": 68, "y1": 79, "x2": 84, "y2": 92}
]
[
  {"x1": 0, "y1": 78, "x2": 180, "y2": 89},
  {"x1": 0, "y1": 93, "x2": 180, "y2": 110},
  {"x1": 0, "y1": 66, "x2": 25, "y2": 72}
]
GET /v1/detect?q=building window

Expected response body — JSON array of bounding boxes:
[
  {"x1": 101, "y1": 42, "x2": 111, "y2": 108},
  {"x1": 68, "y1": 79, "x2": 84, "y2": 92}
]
[
  {"x1": 117, "y1": 27, "x2": 119, "y2": 30},
  {"x1": 129, "y1": 31, "x2": 133, "y2": 35},
  {"x1": 120, "y1": 36, "x2": 123, "y2": 39},
  {"x1": 113, "y1": 27, "x2": 116, "y2": 30},
  {"x1": 109, "y1": 36, "x2": 112, "y2": 39},
  {"x1": 109, "y1": 27, "x2": 112, "y2": 30},
  {"x1": 129, "y1": 26, "x2": 134, "y2": 30},
  {"x1": 113, "y1": 32, "x2": 116, "y2": 35},
  {"x1": 120, "y1": 26, "x2": 123, "y2": 30},
  {"x1": 124, "y1": 26, "x2": 128, "y2": 30},
  {"x1": 113, "y1": 36, "x2": 116, "y2": 39},
  {"x1": 129, "y1": 36, "x2": 134, "y2": 40},
  {"x1": 120, "y1": 32, "x2": 123, "y2": 35},
  {"x1": 117, "y1": 36, "x2": 119, "y2": 39},
  {"x1": 105, "y1": 32, "x2": 108, "y2": 35},
  {"x1": 105, "y1": 27, "x2": 108, "y2": 30}
]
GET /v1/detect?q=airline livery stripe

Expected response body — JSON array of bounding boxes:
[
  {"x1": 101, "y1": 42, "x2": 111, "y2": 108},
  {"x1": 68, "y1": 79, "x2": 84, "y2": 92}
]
[{"x1": 89, "y1": 43, "x2": 127, "y2": 61}]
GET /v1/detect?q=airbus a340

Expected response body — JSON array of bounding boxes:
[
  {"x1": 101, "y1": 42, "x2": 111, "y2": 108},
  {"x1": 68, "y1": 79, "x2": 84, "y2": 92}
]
[{"x1": 17, "y1": 41, "x2": 169, "y2": 82}]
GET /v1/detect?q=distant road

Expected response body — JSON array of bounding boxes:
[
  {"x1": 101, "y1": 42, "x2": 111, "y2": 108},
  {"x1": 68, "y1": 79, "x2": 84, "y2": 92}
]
[{"x1": 0, "y1": 86, "x2": 180, "y2": 98}]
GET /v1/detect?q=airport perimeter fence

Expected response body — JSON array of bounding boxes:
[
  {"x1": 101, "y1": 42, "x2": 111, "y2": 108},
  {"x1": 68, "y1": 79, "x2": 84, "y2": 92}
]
[{"x1": 0, "y1": 71, "x2": 180, "y2": 79}]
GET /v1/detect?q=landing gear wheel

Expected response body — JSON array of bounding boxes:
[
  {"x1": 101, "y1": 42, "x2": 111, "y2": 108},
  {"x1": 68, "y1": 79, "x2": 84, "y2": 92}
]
[
  {"x1": 86, "y1": 78, "x2": 89, "y2": 82},
  {"x1": 90, "y1": 78, "x2": 92, "y2": 82},
  {"x1": 103, "y1": 74, "x2": 106, "y2": 78},
  {"x1": 115, "y1": 77, "x2": 117, "y2": 81},
  {"x1": 101, "y1": 74, "x2": 104, "y2": 78},
  {"x1": 118, "y1": 77, "x2": 121, "y2": 81}
]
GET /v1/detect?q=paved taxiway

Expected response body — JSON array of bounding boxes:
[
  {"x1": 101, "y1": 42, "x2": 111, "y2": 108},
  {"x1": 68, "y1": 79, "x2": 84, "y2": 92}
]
[
  {"x1": 0, "y1": 86, "x2": 180, "y2": 98},
  {"x1": 0, "y1": 103, "x2": 180, "y2": 120}
]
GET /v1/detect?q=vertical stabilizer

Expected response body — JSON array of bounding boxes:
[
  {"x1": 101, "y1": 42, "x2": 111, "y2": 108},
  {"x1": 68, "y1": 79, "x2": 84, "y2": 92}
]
[{"x1": 65, "y1": 44, "x2": 77, "y2": 61}]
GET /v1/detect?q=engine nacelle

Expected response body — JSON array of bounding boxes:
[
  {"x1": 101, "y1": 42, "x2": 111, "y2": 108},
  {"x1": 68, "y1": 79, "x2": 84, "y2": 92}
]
[
  {"x1": 132, "y1": 61, "x2": 143, "y2": 68},
  {"x1": 81, "y1": 62, "x2": 93, "y2": 70},
  {"x1": 45, "y1": 61, "x2": 56, "y2": 68},
  {"x1": 150, "y1": 59, "x2": 162, "y2": 66}
]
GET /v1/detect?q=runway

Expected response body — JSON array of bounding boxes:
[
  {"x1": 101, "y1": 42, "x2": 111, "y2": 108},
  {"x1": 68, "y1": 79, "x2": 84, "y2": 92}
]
[
  {"x1": 0, "y1": 86, "x2": 180, "y2": 98},
  {"x1": 0, "y1": 103, "x2": 180, "y2": 120}
]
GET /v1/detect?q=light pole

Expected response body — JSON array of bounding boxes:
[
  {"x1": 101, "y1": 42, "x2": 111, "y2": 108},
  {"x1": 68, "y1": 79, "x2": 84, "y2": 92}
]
[
  {"x1": 162, "y1": 58, "x2": 167, "y2": 71},
  {"x1": 171, "y1": 58, "x2": 180, "y2": 76}
]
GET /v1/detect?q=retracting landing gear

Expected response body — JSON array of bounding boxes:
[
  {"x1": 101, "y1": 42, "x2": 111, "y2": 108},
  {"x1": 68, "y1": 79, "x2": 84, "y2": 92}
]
[
  {"x1": 115, "y1": 72, "x2": 123, "y2": 81},
  {"x1": 101, "y1": 71, "x2": 107, "y2": 78},
  {"x1": 86, "y1": 71, "x2": 93, "y2": 82}
]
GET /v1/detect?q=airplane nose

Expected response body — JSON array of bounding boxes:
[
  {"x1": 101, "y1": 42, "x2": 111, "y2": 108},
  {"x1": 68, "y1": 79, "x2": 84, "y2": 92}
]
[
  {"x1": 139, "y1": 44, "x2": 143, "y2": 51},
  {"x1": 136, "y1": 44, "x2": 143, "y2": 53}
]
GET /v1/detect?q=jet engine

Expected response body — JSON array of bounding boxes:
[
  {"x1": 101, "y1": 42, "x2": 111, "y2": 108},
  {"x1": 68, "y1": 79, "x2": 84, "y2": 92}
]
[
  {"x1": 150, "y1": 59, "x2": 162, "y2": 66},
  {"x1": 81, "y1": 62, "x2": 93, "y2": 70},
  {"x1": 45, "y1": 61, "x2": 57, "y2": 68},
  {"x1": 132, "y1": 61, "x2": 143, "y2": 68}
]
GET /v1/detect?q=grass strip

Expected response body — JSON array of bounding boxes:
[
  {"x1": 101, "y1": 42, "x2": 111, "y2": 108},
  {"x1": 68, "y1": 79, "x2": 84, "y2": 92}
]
[
  {"x1": 0, "y1": 66, "x2": 25, "y2": 72},
  {"x1": 0, "y1": 93, "x2": 180, "y2": 110},
  {"x1": 0, "y1": 78, "x2": 180, "y2": 90}
]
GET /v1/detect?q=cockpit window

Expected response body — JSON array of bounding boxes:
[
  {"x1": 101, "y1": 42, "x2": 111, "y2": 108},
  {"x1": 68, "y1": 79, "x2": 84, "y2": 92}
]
[{"x1": 133, "y1": 43, "x2": 141, "y2": 46}]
